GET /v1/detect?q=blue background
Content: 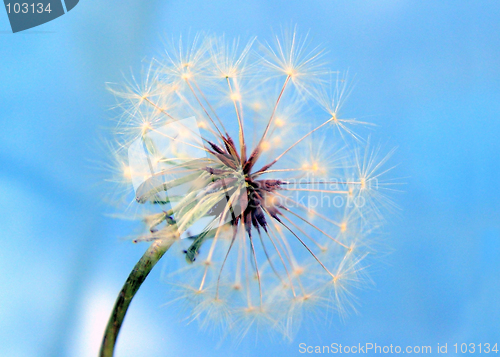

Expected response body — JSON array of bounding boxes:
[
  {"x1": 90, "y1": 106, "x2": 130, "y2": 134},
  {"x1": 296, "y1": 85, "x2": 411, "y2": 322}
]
[{"x1": 1, "y1": 1, "x2": 499, "y2": 356}]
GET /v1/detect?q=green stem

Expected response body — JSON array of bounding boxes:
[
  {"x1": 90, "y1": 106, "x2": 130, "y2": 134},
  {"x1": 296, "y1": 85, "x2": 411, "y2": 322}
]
[{"x1": 99, "y1": 238, "x2": 175, "y2": 357}]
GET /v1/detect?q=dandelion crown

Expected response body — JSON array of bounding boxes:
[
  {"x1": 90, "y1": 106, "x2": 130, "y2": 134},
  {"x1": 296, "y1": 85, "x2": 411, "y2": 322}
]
[{"x1": 101, "y1": 30, "x2": 395, "y2": 355}]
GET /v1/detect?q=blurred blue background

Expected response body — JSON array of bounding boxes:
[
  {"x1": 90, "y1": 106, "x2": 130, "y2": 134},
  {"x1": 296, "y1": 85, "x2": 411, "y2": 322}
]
[{"x1": 1, "y1": 1, "x2": 499, "y2": 356}]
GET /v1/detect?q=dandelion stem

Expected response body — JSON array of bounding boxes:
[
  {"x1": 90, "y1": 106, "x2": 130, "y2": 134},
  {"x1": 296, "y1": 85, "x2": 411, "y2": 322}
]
[{"x1": 99, "y1": 238, "x2": 175, "y2": 357}]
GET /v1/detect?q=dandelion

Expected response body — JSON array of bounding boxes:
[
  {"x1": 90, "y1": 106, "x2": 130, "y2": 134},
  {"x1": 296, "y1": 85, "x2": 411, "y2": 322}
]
[{"x1": 100, "y1": 30, "x2": 395, "y2": 356}]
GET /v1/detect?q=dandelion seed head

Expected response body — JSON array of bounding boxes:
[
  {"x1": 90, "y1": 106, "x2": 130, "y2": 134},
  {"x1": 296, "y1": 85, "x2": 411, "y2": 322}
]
[{"x1": 107, "y1": 29, "x2": 397, "y2": 341}]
